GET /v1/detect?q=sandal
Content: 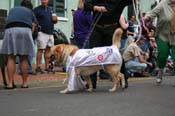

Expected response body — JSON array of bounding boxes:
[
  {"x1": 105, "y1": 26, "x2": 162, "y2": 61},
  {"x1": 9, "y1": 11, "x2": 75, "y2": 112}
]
[
  {"x1": 5, "y1": 86, "x2": 14, "y2": 90},
  {"x1": 21, "y1": 85, "x2": 29, "y2": 88}
]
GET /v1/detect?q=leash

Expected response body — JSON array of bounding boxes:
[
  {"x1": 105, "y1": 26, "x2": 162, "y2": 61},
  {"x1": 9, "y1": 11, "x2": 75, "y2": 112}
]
[
  {"x1": 132, "y1": 0, "x2": 144, "y2": 41},
  {"x1": 82, "y1": 12, "x2": 103, "y2": 48}
]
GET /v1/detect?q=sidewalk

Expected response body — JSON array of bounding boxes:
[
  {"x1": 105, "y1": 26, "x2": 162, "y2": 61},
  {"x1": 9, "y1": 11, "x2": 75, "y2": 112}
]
[{"x1": 0, "y1": 65, "x2": 67, "y2": 89}]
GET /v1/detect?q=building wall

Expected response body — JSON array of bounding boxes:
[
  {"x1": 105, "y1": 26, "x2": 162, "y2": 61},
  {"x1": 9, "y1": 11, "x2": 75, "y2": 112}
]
[
  {"x1": 141, "y1": 0, "x2": 155, "y2": 12},
  {"x1": 54, "y1": 0, "x2": 78, "y2": 41},
  {"x1": 0, "y1": 0, "x2": 10, "y2": 11}
]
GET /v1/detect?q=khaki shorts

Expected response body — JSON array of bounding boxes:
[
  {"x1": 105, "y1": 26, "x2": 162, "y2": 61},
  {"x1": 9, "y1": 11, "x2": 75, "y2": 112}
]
[{"x1": 37, "y1": 32, "x2": 54, "y2": 49}]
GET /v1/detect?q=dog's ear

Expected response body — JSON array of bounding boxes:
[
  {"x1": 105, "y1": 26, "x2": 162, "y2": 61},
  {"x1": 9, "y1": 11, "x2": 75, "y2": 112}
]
[
  {"x1": 55, "y1": 46, "x2": 62, "y2": 54},
  {"x1": 70, "y1": 48, "x2": 78, "y2": 56},
  {"x1": 70, "y1": 47, "x2": 79, "y2": 56},
  {"x1": 54, "y1": 44, "x2": 65, "y2": 54}
]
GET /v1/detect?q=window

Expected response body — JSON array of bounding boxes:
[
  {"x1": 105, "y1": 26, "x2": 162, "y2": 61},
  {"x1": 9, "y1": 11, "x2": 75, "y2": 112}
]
[{"x1": 48, "y1": 0, "x2": 67, "y2": 17}]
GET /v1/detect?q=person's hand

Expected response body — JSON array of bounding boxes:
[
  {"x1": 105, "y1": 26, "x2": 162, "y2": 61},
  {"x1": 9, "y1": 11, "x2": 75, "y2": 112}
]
[
  {"x1": 93, "y1": 6, "x2": 107, "y2": 12},
  {"x1": 38, "y1": 25, "x2": 41, "y2": 30},
  {"x1": 144, "y1": 52, "x2": 149, "y2": 59},
  {"x1": 143, "y1": 16, "x2": 151, "y2": 24},
  {"x1": 147, "y1": 62, "x2": 153, "y2": 67}
]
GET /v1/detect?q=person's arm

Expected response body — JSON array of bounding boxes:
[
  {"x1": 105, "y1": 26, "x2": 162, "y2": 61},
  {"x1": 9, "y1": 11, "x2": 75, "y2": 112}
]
[
  {"x1": 145, "y1": 0, "x2": 164, "y2": 20},
  {"x1": 31, "y1": 11, "x2": 38, "y2": 33},
  {"x1": 119, "y1": 15, "x2": 128, "y2": 30},
  {"x1": 84, "y1": 0, "x2": 107, "y2": 12},
  {"x1": 137, "y1": 55, "x2": 152, "y2": 67},
  {"x1": 132, "y1": 45, "x2": 152, "y2": 66}
]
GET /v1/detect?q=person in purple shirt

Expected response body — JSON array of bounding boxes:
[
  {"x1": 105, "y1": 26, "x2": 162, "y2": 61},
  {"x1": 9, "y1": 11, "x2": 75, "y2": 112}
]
[{"x1": 72, "y1": 0, "x2": 93, "y2": 48}]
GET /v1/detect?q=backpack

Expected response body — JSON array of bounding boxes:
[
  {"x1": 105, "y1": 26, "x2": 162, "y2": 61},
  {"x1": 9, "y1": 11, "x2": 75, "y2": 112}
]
[{"x1": 53, "y1": 29, "x2": 69, "y2": 45}]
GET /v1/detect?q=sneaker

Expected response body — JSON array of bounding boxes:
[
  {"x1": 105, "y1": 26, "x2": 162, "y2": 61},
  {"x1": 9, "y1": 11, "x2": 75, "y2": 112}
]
[
  {"x1": 142, "y1": 71, "x2": 150, "y2": 77},
  {"x1": 28, "y1": 71, "x2": 37, "y2": 75},
  {"x1": 125, "y1": 79, "x2": 128, "y2": 88},
  {"x1": 35, "y1": 67, "x2": 44, "y2": 74},
  {"x1": 151, "y1": 70, "x2": 158, "y2": 76},
  {"x1": 156, "y1": 69, "x2": 163, "y2": 84}
]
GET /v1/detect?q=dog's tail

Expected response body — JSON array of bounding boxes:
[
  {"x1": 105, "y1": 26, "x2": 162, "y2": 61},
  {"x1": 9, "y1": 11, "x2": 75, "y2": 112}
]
[{"x1": 112, "y1": 28, "x2": 123, "y2": 49}]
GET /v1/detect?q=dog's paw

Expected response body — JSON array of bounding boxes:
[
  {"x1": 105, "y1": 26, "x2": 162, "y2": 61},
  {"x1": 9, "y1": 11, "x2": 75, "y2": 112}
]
[
  {"x1": 60, "y1": 88, "x2": 69, "y2": 94},
  {"x1": 119, "y1": 73, "x2": 125, "y2": 89}
]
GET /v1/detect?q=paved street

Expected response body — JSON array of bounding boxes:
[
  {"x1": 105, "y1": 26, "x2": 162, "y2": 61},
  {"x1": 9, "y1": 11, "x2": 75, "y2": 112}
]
[{"x1": 0, "y1": 76, "x2": 175, "y2": 116}]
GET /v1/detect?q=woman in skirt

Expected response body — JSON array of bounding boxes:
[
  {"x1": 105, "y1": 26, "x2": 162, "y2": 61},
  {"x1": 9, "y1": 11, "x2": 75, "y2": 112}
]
[{"x1": 0, "y1": 0, "x2": 36, "y2": 89}]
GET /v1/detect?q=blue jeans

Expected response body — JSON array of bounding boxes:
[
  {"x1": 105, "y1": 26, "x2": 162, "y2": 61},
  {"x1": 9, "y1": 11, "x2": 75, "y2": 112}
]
[{"x1": 125, "y1": 58, "x2": 147, "y2": 73}]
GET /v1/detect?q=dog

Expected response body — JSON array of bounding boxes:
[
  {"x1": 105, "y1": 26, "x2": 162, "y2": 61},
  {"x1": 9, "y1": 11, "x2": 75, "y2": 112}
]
[{"x1": 50, "y1": 28, "x2": 125, "y2": 93}]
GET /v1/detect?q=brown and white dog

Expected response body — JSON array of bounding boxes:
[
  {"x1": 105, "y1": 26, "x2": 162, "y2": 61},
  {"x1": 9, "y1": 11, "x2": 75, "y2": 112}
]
[{"x1": 50, "y1": 28, "x2": 125, "y2": 93}]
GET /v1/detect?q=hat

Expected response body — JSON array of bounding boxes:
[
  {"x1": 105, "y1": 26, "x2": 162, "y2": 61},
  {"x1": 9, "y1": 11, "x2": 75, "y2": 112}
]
[{"x1": 134, "y1": 34, "x2": 146, "y2": 42}]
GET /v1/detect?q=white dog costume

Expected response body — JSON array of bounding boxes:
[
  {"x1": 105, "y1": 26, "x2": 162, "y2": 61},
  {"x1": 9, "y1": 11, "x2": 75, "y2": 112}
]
[{"x1": 65, "y1": 45, "x2": 122, "y2": 92}]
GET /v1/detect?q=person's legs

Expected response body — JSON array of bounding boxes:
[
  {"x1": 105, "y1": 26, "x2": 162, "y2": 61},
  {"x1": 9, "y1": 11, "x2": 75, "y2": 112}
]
[
  {"x1": 125, "y1": 60, "x2": 147, "y2": 73},
  {"x1": 89, "y1": 28, "x2": 103, "y2": 88},
  {"x1": 17, "y1": 56, "x2": 21, "y2": 74},
  {"x1": 28, "y1": 56, "x2": 33, "y2": 73},
  {"x1": 156, "y1": 36, "x2": 170, "y2": 83},
  {"x1": 90, "y1": 72, "x2": 97, "y2": 89},
  {"x1": 35, "y1": 49, "x2": 44, "y2": 73},
  {"x1": 98, "y1": 28, "x2": 115, "y2": 79},
  {"x1": 44, "y1": 46, "x2": 51, "y2": 70},
  {"x1": 44, "y1": 35, "x2": 54, "y2": 71},
  {"x1": 20, "y1": 55, "x2": 28, "y2": 87},
  {"x1": 172, "y1": 46, "x2": 175, "y2": 86},
  {"x1": 121, "y1": 59, "x2": 129, "y2": 88},
  {"x1": 171, "y1": 45, "x2": 175, "y2": 75},
  {"x1": 6, "y1": 55, "x2": 16, "y2": 88},
  {"x1": 35, "y1": 32, "x2": 47, "y2": 73}
]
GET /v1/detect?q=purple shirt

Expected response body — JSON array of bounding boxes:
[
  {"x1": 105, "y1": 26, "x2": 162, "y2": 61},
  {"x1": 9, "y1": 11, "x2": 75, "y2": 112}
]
[{"x1": 73, "y1": 8, "x2": 92, "y2": 45}]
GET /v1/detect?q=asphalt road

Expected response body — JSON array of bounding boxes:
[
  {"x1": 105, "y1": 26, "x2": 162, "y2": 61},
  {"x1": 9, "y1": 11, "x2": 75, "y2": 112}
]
[{"x1": 0, "y1": 76, "x2": 175, "y2": 116}]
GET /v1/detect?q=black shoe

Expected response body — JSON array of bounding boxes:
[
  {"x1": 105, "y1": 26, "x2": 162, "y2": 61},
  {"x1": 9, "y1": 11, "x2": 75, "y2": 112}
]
[
  {"x1": 92, "y1": 78, "x2": 97, "y2": 89},
  {"x1": 93, "y1": 84, "x2": 96, "y2": 89},
  {"x1": 151, "y1": 70, "x2": 158, "y2": 76},
  {"x1": 5, "y1": 86, "x2": 14, "y2": 90},
  {"x1": 28, "y1": 71, "x2": 37, "y2": 75},
  {"x1": 99, "y1": 70, "x2": 111, "y2": 79},
  {"x1": 125, "y1": 79, "x2": 128, "y2": 88},
  {"x1": 46, "y1": 68, "x2": 55, "y2": 73},
  {"x1": 35, "y1": 67, "x2": 44, "y2": 74}
]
